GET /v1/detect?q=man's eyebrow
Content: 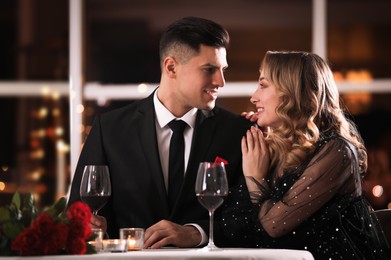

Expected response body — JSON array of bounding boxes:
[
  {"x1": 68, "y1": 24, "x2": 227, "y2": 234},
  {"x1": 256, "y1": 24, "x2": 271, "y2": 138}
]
[
  {"x1": 201, "y1": 63, "x2": 217, "y2": 68},
  {"x1": 201, "y1": 63, "x2": 228, "y2": 70}
]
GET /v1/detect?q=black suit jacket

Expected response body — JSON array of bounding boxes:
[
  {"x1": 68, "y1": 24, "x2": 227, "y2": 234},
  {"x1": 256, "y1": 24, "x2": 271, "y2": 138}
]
[{"x1": 68, "y1": 91, "x2": 251, "y2": 245}]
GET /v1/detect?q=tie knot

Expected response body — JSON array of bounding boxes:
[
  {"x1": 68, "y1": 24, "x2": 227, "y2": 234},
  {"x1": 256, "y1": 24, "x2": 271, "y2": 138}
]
[{"x1": 168, "y1": 119, "x2": 187, "y2": 133}]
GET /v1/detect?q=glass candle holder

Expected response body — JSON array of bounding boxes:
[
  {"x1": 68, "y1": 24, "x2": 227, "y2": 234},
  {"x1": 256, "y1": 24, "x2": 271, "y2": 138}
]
[
  {"x1": 103, "y1": 239, "x2": 127, "y2": 252},
  {"x1": 119, "y1": 228, "x2": 144, "y2": 251},
  {"x1": 88, "y1": 228, "x2": 104, "y2": 252}
]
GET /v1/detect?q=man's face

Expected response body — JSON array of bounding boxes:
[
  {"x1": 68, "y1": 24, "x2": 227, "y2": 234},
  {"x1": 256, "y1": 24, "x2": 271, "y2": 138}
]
[{"x1": 174, "y1": 45, "x2": 228, "y2": 113}]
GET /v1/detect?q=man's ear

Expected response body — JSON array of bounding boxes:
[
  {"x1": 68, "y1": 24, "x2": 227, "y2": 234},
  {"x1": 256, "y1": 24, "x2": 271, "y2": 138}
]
[{"x1": 163, "y1": 57, "x2": 177, "y2": 78}]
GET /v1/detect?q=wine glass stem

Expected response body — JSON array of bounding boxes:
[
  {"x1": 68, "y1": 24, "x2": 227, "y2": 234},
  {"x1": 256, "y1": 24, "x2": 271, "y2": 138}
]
[{"x1": 208, "y1": 210, "x2": 215, "y2": 247}]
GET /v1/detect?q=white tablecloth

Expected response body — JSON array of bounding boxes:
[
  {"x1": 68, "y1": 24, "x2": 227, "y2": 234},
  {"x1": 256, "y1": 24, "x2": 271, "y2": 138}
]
[{"x1": 2, "y1": 248, "x2": 314, "y2": 260}]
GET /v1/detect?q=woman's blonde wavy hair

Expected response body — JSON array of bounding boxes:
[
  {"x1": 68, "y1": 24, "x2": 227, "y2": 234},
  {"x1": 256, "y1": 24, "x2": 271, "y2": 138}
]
[{"x1": 261, "y1": 51, "x2": 367, "y2": 175}]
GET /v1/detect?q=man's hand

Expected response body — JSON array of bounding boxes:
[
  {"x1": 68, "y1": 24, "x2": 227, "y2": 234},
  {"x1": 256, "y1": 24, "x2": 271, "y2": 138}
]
[
  {"x1": 90, "y1": 214, "x2": 107, "y2": 233},
  {"x1": 241, "y1": 111, "x2": 259, "y2": 122},
  {"x1": 144, "y1": 220, "x2": 202, "y2": 249}
]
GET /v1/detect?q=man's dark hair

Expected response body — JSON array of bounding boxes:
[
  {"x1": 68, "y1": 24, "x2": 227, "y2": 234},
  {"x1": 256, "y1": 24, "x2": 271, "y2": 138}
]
[{"x1": 159, "y1": 16, "x2": 230, "y2": 66}]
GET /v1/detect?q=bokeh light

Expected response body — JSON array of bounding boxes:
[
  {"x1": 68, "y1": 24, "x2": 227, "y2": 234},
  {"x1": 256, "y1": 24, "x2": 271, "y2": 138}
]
[{"x1": 372, "y1": 185, "x2": 384, "y2": 198}]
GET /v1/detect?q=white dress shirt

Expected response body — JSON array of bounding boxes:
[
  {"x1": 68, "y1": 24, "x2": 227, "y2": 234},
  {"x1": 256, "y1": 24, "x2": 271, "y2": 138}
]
[
  {"x1": 153, "y1": 90, "x2": 197, "y2": 191},
  {"x1": 153, "y1": 90, "x2": 207, "y2": 246}
]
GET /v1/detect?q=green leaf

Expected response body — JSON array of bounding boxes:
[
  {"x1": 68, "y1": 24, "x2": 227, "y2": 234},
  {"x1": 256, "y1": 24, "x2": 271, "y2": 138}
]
[
  {"x1": 0, "y1": 207, "x2": 10, "y2": 222},
  {"x1": 44, "y1": 197, "x2": 67, "y2": 217},
  {"x1": 21, "y1": 208, "x2": 34, "y2": 227},
  {"x1": 7, "y1": 205, "x2": 21, "y2": 222},
  {"x1": 85, "y1": 242, "x2": 97, "y2": 254},
  {"x1": 11, "y1": 192, "x2": 21, "y2": 210},
  {"x1": 20, "y1": 193, "x2": 37, "y2": 227},
  {"x1": 23, "y1": 193, "x2": 35, "y2": 211},
  {"x1": 53, "y1": 197, "x2": 67, "y2": 213},
  {"x1": 0, "y1": 236, "x2": 16, "y2": 256},
  {"x1": 2, "y1": 220, "x2": 24, "y2": 240}
]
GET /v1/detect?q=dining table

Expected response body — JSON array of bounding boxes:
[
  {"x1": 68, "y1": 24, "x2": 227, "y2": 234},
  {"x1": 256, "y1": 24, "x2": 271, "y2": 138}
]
[{"x1": 2, "y1": 248, "x2": 314, "y2": 260}]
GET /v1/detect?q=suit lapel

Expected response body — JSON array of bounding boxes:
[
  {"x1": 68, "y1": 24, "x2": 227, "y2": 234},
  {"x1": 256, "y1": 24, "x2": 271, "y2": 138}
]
[
  {"x1": 170, "y1": 110, "x2": 217, "y2": 217},
  {"x1": 137, "y1": 94, "x2": 170, "y2": 216},
  {"x1": 187, "y1": 110, "x2": 216, "y2": 174}
]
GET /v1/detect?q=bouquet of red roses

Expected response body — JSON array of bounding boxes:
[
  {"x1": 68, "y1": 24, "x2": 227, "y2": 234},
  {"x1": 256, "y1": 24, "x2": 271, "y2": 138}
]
[{"x1": 0, "y1": 192, "x2": 96, "y2": 256}]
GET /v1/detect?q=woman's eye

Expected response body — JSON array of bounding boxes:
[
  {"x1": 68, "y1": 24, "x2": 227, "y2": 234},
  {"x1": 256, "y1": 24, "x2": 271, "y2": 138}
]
[{"x1": 258, "y1": 80, "x2": 269, "y2": 89}]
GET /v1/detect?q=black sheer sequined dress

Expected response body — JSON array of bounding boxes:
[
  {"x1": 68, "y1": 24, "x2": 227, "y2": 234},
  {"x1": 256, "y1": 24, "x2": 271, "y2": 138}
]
[{"x1": 221, "y1": 132, "x2": 390, "y2": 259}]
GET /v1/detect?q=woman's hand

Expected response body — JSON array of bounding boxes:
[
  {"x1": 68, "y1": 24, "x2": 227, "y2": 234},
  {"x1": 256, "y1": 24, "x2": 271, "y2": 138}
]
[{"x1": 241, "y1": 126, "x2": 269, "y2": 181}]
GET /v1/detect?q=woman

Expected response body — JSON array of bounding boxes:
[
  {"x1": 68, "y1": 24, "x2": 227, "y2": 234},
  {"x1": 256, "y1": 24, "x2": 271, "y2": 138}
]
[{"x1": 222, "y1": 51, "x2": 389, "y2": 259}]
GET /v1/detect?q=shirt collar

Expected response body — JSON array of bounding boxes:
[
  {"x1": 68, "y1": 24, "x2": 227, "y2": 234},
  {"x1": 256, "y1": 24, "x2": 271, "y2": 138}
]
[{"x1": 153, "y1": 89, "x2": 197, "y2": 129}]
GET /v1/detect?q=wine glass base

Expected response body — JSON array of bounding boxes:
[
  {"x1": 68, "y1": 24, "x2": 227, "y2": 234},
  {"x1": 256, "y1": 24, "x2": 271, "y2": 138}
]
[{"x1": 197, "y1": 244, "x2": 222, "y2": 252}]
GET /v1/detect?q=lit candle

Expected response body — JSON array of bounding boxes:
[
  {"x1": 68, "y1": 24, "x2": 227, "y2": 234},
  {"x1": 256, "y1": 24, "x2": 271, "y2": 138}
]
[
  {"x1": 103, "y1": 239, "x2": 126, "y2": 252},
  {"x1": 127, "y1": 236, "x2": 141, "y2": 250},
  {"x1": 120, "y1": 228, "x2": 144, "y2": 251}
]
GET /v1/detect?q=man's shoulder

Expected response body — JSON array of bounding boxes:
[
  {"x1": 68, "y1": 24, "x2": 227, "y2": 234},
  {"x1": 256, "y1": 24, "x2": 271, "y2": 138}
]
[
  {"x1": 100, "y1": 96, "x2": 152, "y2": 120},
  {"x1": 208, "y1": 106, "x2": 252, "y2": 132},
  {"x1": 213, "y1": 106, "x2": 250, "y2": 123}
]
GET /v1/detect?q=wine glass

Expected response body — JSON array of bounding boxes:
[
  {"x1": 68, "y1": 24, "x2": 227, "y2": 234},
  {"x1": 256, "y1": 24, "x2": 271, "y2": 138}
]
[
  {"x1": 195, "y1": 162, "x2": 228, "y2": 251},
  {"x1": 80, "y1": 165, "x2": 112, "y2": 215}
]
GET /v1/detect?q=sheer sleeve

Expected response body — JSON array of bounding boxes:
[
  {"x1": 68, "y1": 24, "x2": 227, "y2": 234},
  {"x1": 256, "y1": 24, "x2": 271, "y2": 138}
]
[{"x1": 258, "y1": 139, "x2": 356, "y2": 238}]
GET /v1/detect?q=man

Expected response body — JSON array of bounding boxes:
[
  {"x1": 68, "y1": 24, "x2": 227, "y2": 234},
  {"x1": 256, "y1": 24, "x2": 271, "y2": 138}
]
[{"x1": 67, "y1": 16, "x2": 251, "y2": 248}]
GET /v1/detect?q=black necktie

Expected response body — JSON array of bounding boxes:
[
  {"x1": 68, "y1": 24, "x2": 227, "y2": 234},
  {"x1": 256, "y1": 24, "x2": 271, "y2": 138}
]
[{"x1": 167, "y1": 119, "x2": 187, "y2": 209}]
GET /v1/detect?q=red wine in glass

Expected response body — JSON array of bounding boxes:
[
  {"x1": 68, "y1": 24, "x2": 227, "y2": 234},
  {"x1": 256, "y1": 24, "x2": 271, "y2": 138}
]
[
  {"x1": 195, "y1": 162, "x2": 228, "y2": 251},
  {"x1": 80, "y1": 194, "x2": 110, "y2": 214},
  {"x1": 197, "y1": 194, "x2": 226, "y2": 212},
  {"x1": 80, "y1": 165, "x2": 111, "y2": 215}
]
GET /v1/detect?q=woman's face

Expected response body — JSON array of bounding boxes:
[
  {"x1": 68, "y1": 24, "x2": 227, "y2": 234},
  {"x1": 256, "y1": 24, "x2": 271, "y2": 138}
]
[{"x1": 250, "y1": 70, "x2": 281, "y2": 128}]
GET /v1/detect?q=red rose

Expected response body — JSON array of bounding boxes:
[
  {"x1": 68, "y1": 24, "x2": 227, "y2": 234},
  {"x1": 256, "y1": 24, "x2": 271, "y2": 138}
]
[
  {"x1": 67, "y1": 238, "x2": 87, "y2": 255},
  {"x1": 67, "y1": 201, "x2": 91, "y2": 225},
  {"x1": 9, "y1": 198, "x2": 94, "y2": 256},
  {"x1": 66, "y1": 202, "x2": 92, "y2": 255},
  {"x1": 44, "y1": 222, "x2": 69, "y2": 254},
  {"x1": 12, "y1": 228, "x2": 41, "y2": 255},
  {"x1": 12, "y1": 213, "x2": 69, "y2": 255},
  {"x1": 68, "y1": 218, "x2": 92, "y2": 240},
  {"x1": 12, "y1": 214, "x2": 53, "y2": 255},
  {"x1": 31, "y1": 213, "x2": 54, "y2": 234}
]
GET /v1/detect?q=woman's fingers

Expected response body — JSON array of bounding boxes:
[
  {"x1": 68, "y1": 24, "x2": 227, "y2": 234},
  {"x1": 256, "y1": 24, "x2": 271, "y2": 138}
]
[
  {"x1": 258, "y1": 129, "x2": 267, "y2": 153},
  {"x1": 242, "y1": 126, "x2": 265, "y2": 155},
  {"x1": 241, "y1": 136, "x2": 248, "y2": 154},
  {"x1": 246, "y1": 129, "x2": 254, "y2": 149}
]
